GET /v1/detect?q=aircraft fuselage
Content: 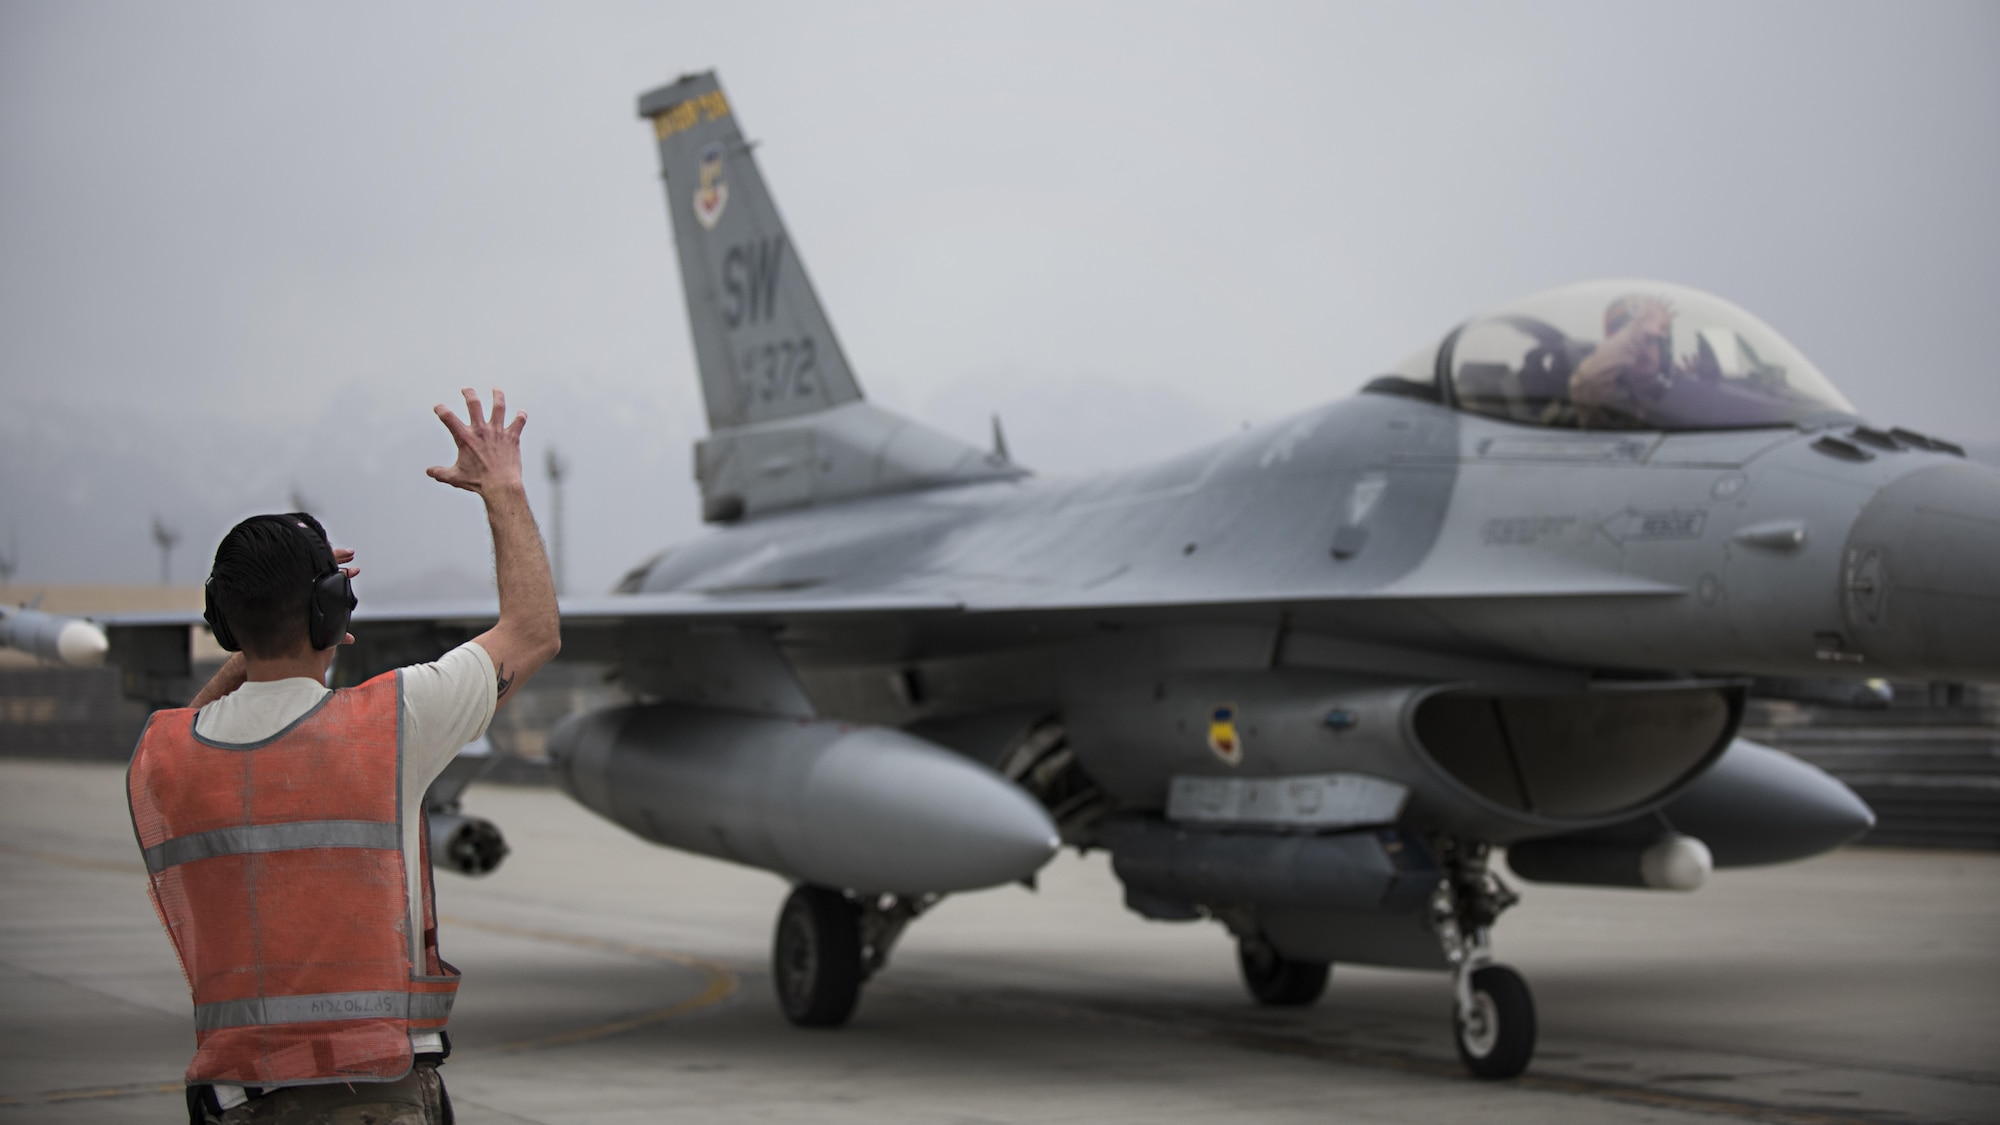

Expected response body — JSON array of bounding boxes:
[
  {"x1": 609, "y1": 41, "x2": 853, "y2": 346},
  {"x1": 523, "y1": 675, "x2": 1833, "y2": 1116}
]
[{"x1": 636, "y1": 389, "x2": 1994, "y2": 704}]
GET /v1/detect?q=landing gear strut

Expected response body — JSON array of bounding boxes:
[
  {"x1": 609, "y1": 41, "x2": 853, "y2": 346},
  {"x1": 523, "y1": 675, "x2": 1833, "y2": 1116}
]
[
  {"x1": 1433, "y1": 840, "x2": 1535, "y2": 1079},
  {"x1": 772, "y1": 885, "x2": 934, "y2": 1028}
]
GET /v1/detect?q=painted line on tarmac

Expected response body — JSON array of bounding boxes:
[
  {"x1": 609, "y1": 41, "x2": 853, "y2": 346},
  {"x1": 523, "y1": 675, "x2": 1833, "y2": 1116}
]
[
  {"x1": 438, "y1": 915, "x2": 740, "y2": 1052},
  {"x1": 0, "y1": 1079, "x2": 182, "y2": 1108},
  {"x1": 0, "y1": 846, "x2": 180, "y2": 1109},
  {"x1": 877, "y1": 984, "x2": 1893, "y2": 1125},
  {"x1": 0, "y1": 841, "x2": 147, "y2": 876},
  {"x1": 0, "y1": 851, "x2": 736, "y2": 1076},
  {"x1": 0, "y1": 922, "x2": 740, "y2": 1105}
]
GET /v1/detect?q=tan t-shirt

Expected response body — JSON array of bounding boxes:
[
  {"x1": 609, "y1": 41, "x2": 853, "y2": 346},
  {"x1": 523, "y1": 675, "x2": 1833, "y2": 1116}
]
[{"x1": 189, "y1": 641, "x2": 497, "y2": 1084}]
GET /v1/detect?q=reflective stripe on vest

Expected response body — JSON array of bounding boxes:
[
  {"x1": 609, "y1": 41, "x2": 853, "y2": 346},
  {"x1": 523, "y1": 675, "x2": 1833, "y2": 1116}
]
[
  {"x1": 195, "y1": 990, "x2": 456, "y2": 1031},
  {"x1": 142, "y1": 820, "x2": 400, "y2": 874}
]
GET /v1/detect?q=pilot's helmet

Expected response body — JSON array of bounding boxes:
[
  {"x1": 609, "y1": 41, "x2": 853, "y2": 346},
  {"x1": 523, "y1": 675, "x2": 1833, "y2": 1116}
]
[
  {"x1": 1603, "y1": 294, "x2": 1669, "y2": 336},
  {"x1": 1603, "y1": 294, "x2": 1674, "y2": 378}
]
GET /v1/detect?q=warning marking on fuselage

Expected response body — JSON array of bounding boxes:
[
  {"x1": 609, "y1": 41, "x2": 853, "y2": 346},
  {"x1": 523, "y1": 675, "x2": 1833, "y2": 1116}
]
[{"x1": 1207, "y1": 704, "x2": 1242, "y2": 765}]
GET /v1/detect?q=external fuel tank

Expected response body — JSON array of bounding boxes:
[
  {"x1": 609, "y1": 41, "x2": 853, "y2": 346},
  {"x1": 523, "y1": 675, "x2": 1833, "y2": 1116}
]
[{"x1": 548, "y1": 703, "x2": 1060, "y2": 895}]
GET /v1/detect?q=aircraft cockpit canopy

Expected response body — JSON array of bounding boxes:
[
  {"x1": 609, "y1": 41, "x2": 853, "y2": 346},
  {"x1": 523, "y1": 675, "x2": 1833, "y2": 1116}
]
[{"x1": 1441, "y1": 280, "x2": 1858, "y2": 432}]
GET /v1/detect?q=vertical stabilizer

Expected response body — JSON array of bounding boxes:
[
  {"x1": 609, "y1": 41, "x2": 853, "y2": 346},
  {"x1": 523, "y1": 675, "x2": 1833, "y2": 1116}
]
[
  {"x1": 639, "y1": 73, "x2": 862, "y2": 431},
  {"x1": 640, "y1": 73, "x2": 1025, "y2": 522}
]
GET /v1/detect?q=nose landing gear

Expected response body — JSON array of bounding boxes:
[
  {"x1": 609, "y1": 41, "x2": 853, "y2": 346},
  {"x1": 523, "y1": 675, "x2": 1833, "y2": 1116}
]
[
  {"x1": 1453, "y1": 963, "x2": 1536, "y2": 1078},
  {"x1": 1434, "y1": 840, "x2": 1535, "y2": 1079}
]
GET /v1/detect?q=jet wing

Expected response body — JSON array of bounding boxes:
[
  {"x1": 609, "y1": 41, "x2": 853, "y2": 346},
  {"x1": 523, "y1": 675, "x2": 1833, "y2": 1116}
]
[
  {"x1": 61, "y1": 567, "x2": 1679, "y2": 707},
  {"x1": 73, "y1": 567, "x2": 1679, "y2": 637},
  {"x1": 64, "y1": 590, "x2": 965, "y2": 640}
]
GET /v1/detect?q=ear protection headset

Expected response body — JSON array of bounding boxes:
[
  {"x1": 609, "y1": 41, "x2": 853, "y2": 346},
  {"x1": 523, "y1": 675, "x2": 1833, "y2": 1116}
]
[{"x1": 203, "y1": 514, "x2": 357, "y2": 653}]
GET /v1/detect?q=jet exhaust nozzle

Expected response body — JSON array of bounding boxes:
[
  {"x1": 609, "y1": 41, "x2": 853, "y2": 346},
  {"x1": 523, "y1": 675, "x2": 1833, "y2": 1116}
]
[
  {"x1": 428, "y1": 813, "x2": 508, "y2": 877},
  {"x1": 0, "y1": 607, "x2": 109, "y2": 668},
  {"x1": 548, "y1": 703, "x2": 1060, "y2": 895}
]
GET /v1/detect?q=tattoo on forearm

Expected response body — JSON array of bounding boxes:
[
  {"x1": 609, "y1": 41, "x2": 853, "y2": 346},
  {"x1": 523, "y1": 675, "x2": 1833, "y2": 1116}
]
[{"x1": 496, "y1": 663, "x2": 514, "y2": 701}]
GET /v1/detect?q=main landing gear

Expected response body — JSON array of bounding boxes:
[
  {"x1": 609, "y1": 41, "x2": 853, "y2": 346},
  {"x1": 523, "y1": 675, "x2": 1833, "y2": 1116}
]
[
  {"x1": 1237, "y1": 933, "x2": 1330, "y2": 1007},
  {"x1": 772, "y1": 884, "x2": 934, "y2": 1027},
  {"x1": 1434, "y1": 839, "x2": 1535, "y2": 1079}
]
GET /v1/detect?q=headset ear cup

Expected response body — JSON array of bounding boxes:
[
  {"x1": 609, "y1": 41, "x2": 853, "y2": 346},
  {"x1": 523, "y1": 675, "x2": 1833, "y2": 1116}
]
[
  {"x1": 203, "y1": 583, "x2": 240, "y2": 653},
  {"x1": 309, "y1": 570, "x2": 355, "y2": 651}
]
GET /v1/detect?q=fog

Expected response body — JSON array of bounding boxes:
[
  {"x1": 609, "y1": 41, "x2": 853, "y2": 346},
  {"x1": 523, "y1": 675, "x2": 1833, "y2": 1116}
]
[{"x1": 3, "y1": 1, "x2": 1996, "y2": 598}]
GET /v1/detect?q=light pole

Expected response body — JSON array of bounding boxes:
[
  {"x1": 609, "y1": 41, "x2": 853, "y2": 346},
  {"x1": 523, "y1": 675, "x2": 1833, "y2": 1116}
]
[
  {"x1": 150, "y1": 517, "x2": 180, "y2": 586},
  {"x1": 544, "y1": 448, "x2": 567, "y2": 597}
]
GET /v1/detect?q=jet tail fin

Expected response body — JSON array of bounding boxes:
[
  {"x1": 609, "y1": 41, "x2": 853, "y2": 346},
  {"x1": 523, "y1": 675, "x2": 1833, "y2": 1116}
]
[
  {"x1": 640, "y1": 72, "x2": 861, "y2": 431},
  {"x1": 640, "y1": 73, "x2": 1023, "y2": 522}
]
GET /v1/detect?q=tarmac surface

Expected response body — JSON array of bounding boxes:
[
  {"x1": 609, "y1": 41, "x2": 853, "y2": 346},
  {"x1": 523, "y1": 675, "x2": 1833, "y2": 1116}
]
[{"x1": 3, "y1": 758, "x2": 1997, "y2": 1125}]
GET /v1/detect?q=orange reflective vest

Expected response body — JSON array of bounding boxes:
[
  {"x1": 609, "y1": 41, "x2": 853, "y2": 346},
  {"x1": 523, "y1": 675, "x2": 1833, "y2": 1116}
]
[{"x1": 126, "y1": 671, "x2": 459, "y2": 1087}]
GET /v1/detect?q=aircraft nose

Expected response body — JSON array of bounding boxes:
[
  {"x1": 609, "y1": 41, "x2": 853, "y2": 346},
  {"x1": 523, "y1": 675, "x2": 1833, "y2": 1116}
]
[{"x1": 1841, "y1": 461, "x2": 2000, "y2": 677}]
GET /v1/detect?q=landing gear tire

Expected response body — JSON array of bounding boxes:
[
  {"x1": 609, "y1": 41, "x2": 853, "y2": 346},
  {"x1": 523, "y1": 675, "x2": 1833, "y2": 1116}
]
[
  {"x1": 773, "y1": 885, "x2": 863, "y2": 1028},
  {"x1": 1237, "y1": 935, "x2": 1330, "y2": 1007},
  {"x1": 1453, "y1": 964, "x2": 1536, "y2": 1079}
]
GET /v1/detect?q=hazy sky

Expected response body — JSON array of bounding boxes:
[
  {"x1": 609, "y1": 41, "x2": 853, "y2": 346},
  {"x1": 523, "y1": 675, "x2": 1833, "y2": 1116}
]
[{"x1": 3, "y1": 1, "x2": 1996, "y2": 597}]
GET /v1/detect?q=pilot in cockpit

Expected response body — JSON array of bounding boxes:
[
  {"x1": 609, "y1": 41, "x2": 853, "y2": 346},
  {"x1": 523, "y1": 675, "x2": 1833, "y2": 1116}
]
[
  {"x1": 1446, "y1": 279, "x2": 1857, "y2": 434},
  {"x1": 1567, "y1": 294, "x2": 1681, "y2": 428}
]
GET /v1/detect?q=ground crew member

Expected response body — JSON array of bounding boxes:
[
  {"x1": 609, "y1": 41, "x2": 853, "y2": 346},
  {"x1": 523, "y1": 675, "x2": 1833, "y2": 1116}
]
[{"x1": 128, "y1": 388, "x2": 562, "y2": 1125}]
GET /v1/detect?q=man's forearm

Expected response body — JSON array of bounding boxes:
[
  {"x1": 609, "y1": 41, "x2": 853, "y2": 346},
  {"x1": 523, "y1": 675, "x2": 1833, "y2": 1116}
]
[
  {"x1": 187, "y1": 652, "x2": 248, "y2": 709},
  {"x1": 430, "y1": 389, "x2": 562, "y2": 703},
  {"x1": 483, "y1": 483, "x2": 561, "y2": 698}
]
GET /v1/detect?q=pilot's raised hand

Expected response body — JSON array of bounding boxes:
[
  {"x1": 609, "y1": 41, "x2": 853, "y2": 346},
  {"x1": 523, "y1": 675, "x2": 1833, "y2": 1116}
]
[
  {"x1": 1572, "y1": 296, "x2": 1676, "y2": 420},
  {"x1": 427, "y1": 387, "x2": 528, "y2": 496},
  {"x1": 1596, "y1": 297, "x2": 1674, "y2": 375}
]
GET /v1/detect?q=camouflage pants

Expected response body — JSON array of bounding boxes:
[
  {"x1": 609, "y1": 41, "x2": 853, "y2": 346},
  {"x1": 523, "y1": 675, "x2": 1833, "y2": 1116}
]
[{"x1": 205, "y1": 1064, "x2": 452, "y2": 1125}]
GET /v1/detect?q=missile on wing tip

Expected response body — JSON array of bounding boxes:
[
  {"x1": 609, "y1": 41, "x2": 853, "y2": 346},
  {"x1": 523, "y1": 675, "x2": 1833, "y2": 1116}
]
[
  {"x1": 549, "y1": 704, "x2": 1061, "y2": 895},
  {"x1": 0, "y1": 606, "x2": 110, "y2": 667}
]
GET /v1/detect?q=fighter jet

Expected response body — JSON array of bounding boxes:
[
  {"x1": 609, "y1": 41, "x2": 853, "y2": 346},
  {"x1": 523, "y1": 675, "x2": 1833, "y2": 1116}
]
[{"x1": 41, "y1": 71, "x2": 2000, "y2": 1079}]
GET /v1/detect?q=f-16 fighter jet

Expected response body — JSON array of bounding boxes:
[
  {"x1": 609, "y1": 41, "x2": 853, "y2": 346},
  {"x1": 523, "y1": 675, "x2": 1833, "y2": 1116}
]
[{"x1": 56, "y1": 72, "x2": 2000, "y2": 1079}]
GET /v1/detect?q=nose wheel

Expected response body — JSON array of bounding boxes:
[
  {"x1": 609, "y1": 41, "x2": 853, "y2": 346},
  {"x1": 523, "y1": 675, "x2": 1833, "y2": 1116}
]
[
  {"x1": 1452, "y1": 963, "x2": 1536, "y2": 1079},
  {"x1": 1434, "y1": 839, "x2": 1535, "y2": 1079}
]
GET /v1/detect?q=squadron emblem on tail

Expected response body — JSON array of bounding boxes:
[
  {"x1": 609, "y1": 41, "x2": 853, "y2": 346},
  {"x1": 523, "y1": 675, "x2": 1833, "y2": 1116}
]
[{"x1": 694, "y1": 143, "x2": 729, "y2": 229}]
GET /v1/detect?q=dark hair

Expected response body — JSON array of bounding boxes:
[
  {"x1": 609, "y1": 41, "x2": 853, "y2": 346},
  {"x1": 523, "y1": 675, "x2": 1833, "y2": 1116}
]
[{"x1": 206, "y1": 513, "x2": 333, "y2": 659}]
